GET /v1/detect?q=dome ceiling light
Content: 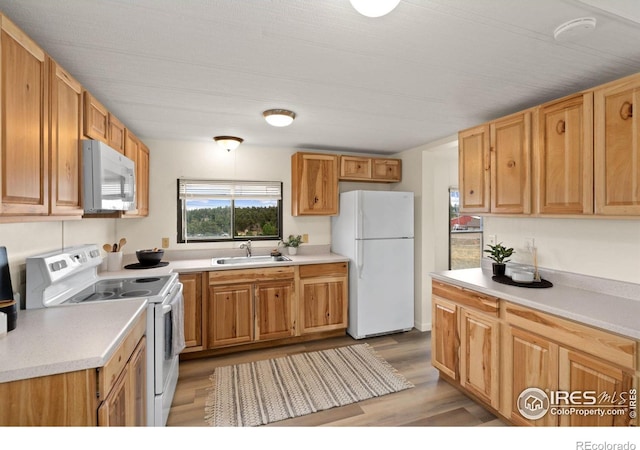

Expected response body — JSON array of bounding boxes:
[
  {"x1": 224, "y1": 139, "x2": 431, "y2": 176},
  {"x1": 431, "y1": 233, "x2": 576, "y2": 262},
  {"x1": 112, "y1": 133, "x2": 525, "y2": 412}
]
[
  {"x1": 349, "y1": 0, "x2": 400, "y2": 18},
  {"x1": 263, "y1": 109, "x2": 296, "y2": 127},
  {"x1": 213, "y1": 136, "x2": 243, "y2": 152}
]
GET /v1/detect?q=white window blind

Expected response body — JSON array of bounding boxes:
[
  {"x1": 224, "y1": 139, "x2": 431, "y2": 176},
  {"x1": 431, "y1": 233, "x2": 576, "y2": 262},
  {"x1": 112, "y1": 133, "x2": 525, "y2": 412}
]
[{"x1": 178, "y1": 179, "x2": 282, "y2": 201}]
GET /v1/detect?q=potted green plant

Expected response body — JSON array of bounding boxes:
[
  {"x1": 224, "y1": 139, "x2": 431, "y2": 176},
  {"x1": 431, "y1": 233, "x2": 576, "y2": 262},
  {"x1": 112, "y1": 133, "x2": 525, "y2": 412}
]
[
  {"x1": 484, "y1": 242, "x2": 515, "y2": 276},
  {"x1": 280, "y1": 234, "x2": 303, "y2": 255}
]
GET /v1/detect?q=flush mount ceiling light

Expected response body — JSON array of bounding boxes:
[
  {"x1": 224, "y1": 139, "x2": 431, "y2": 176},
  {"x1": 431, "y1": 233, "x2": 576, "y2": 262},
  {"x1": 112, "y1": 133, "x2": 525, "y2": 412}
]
[
  {"x1": 213, "y1": 136, "x2": 243, "y2": 152},
  {"x1": 350, "y1": 0, "x2": 400, "y2": 18},
  {"x1": 263, "y1": 109, "x2": 296, "y2": 127},
  {"x1": 553, "y1": 17, "x2": 597, "y2": 41}
]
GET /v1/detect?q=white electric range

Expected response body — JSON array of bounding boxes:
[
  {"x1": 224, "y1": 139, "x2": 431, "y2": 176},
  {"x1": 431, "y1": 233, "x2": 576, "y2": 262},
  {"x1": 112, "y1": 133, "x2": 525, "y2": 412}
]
[{"x1": 25, "y1": 244, "x2": 184, "y2": 427}]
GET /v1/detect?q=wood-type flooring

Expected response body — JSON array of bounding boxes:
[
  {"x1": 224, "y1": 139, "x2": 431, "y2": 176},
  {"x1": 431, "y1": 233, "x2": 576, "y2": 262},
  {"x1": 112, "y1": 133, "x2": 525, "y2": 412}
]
[{"x1": 166, "y1": 329, "x2": 508, "y2": 427}]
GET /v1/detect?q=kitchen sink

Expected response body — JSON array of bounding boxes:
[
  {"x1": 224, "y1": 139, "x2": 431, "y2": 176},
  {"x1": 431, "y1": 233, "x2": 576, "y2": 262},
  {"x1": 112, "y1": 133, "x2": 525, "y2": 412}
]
[{"x1": 212, "y1": 255, "x2": 292, "y2": 265}]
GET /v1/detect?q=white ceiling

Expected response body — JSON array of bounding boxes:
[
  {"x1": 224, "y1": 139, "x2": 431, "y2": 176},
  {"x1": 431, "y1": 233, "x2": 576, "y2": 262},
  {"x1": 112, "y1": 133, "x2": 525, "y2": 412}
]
[{"x1": 1, "y1": 0, "x2": 640, "y2": 155}]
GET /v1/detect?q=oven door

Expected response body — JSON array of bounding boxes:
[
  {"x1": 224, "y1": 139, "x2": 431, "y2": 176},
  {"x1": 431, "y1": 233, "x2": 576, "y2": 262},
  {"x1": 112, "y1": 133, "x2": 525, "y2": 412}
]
[{"x1": 154, "y1": 282, "x2": 184, "y2": 396}]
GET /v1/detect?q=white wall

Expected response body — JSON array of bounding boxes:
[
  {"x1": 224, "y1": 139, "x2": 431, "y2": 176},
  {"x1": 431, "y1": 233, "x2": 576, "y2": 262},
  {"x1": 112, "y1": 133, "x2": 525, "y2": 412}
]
[
  {"x1": 484, "y1": 217, "x2": 640, "y2": 283},
  {"x1": 0, "y1": 219, "x2": 116, "y2": 299},
  {"x1": 117, "y1": 139, "x2": 391, "y2": 255}
]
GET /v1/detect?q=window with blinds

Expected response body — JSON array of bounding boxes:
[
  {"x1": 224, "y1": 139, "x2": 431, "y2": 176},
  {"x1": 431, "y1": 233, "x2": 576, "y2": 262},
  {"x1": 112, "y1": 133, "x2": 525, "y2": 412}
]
[{"x1": 177, "y1": 179, "x2": 283, "y2": 243}]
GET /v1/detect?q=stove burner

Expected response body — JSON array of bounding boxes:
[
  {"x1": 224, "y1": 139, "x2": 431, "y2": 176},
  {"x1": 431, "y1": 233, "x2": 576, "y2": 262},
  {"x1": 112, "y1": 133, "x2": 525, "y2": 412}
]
[
  {"x1": 134, "y1": 277, "x2": 161, "y2": 283},
  {"x1": 119, "y1": 289, "x2": 153, "y2": 298},
  {"x1": 70, "y1": 291, "x2": 116, "y2": 303},
  {"x1": 96, "y1": 279, "x2": 124, "y2": 287}
]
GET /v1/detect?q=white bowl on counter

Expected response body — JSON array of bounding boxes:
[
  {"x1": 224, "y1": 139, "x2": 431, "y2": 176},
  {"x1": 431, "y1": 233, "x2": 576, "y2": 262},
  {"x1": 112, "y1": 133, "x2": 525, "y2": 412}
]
[{"x1": 511, "y1": 270, "x2": 534, "y2": 283}]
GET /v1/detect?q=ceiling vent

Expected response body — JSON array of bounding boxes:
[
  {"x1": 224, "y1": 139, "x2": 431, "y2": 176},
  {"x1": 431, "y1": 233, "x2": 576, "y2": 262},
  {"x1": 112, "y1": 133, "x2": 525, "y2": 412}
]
[{"x1": 553, "y1": 17, "x2": 597, "y2": 41}]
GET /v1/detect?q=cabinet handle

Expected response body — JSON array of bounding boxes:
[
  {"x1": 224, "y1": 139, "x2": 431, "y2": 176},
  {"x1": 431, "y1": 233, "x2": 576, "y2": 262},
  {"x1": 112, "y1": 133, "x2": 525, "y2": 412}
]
[
  {"x1": 313, "y1": 196, "x2": 319, "y2": 204},
  {"x1": 620, "y1": 101, "x2": 633, "y2": 120},
  {"x1": 556, "y1": 119, "x2": 566, "y2": 134},
  {"x1": 507, "y1": 160, "x2": 516, "y2": 168}
]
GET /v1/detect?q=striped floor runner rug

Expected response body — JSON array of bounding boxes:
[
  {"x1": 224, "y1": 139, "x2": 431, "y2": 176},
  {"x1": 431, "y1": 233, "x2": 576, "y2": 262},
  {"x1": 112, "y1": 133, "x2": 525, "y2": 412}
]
[{"x1": 205, "y1": 343, "x2": 414, "y2": 426}]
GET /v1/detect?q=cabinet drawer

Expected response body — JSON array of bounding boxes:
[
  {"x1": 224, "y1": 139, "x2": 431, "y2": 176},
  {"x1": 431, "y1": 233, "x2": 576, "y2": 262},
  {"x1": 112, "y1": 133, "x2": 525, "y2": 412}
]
[
  {"x1": 504, "y1": 302, "x2": 636, "y2": 370},
  {"x1": 209, "y1": 266, "x2": 294, "y2": 285},
  {"x1": 299, "y1": 262, "x2": 348, "y2": 278},
  {"x1": 432, "y1": 281, "x2": 499, "y2": 316}
]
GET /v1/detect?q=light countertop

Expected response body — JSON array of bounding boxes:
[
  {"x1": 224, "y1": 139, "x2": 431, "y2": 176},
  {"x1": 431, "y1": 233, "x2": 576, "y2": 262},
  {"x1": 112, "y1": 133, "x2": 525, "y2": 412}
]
[
  {"x1": 0, "y1": 299, "x2": 147, "y2": 383},
  {"x1": 430, "y1": 267, "x2": 640, "y2": 340}
]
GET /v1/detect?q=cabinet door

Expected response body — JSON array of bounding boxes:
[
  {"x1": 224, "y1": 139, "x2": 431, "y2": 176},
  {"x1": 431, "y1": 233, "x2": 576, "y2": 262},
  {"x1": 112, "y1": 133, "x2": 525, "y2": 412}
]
[
  {"x1": 98, "y1": 365, "x2": 129, "y2": 426},
  {"x1": 558, "y1": 348, "x2": 634, "y2": 427},
  {"x1": 136, "y1": 143, "x2": 150, "y2": 216},
  {"x1": 509, "y1": 327, "x2": 558, "y2": 426},
  {"x1": 339, "y1": 155, "x2": 371, "y2": 180},
  {"x1": 180, "y1": 273, "x2": 203, "y2": 351},
  {"x1": 208, "y1": 283, "x2": 253, "y2": 348},
  {"x1": 83, "y1": 91, "x2": 108, "y2": 144},
  {"x1": 594, "y1": 75, "x2": 640, "y2": 215},
  {"x1": 108, "y1": 114, "x2": 126, "y2": 154},
  {"x1": 431, "y1": 296, "x2": 458, "y2": 380},
  {"x1": 1, "y1": 17, "x2": 49, "y2": 215},
  {"x1": 50, "y1": 61, "x2": 83, "y2": 216},
  {"x1": 372, "y1": 158, "x2": 401, "y2": 182},
  {"x1": 255, "y1": 280, "x2": 294, "y2": 341},
  {"x1": 291, "y1": 152, "x2": 339, "y2": 216},
  {"x1": 127, "y1": 336, "x2": 147, "y2": 426},
  {"x1": 123, "y1": 130, "x2": 141, "y2": 216},
  {"x1": 299, "y1": 276, "x2": 347, "y2": 334},
  {"x1": 458, "y1": 125, "x2": 490, "y2": 213},
  {"x1": 536, "y1": 93, "x2": 593, "y2": 215},
  {"x1": 490, "y1": 111, "x2": 531, "y2": 214},
  {"x1": 459, "y1": 308, "x2": 499, "y2": 408}
]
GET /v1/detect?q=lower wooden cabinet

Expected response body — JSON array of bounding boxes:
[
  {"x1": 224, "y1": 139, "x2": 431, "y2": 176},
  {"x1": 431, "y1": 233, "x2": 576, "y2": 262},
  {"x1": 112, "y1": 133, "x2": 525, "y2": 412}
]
[
  {"x1": 432, "y1": 279, "x2": 638, "y2": 427},
  {"x1": 179, "y1": 262, "x2": 349, "y2": 357},
  {"x1": 98, "y1": 336, "x2": 146, "y2": 426},
  {"x1": 298, "y1": 262, "x2": 348, "y2": 334},
  {"x1": 0, "y1": 311, "x2": 146, "y2": 426},
  {"x1": 431, "y1": 281, "x2": 500, "y2": 409},
  {"x1": 179, "y1": 272, "x2": 204, "y2": 352},
  {"x1": 206, "y1": 266, "x2": 295, "y2": 349}
]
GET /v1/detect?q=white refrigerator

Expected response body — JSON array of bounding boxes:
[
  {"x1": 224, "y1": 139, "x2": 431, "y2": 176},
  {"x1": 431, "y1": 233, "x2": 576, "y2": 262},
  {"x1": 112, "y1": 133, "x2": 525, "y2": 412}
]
[{"x1": 331, "y1": 190, "x2": 414, "y2": 339}]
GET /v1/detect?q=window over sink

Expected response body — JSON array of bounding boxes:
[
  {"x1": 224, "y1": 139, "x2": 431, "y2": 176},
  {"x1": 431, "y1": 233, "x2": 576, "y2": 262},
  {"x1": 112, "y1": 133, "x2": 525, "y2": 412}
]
[{"x1": 177, "y1": 179, "x2": 283, "y2": 243}]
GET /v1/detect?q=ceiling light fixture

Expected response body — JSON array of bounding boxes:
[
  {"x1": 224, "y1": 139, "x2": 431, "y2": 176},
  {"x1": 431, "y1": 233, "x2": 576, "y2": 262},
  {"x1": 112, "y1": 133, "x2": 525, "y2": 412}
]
[
  {"x1": 349, "y1": 0, "x2": 400, "y2": 18},
  {"x1": 263, "y1": 109, "x2": 296, "y2": 127},
  {"x1": 213, "y1": 136, "x2": 243, "y2": 152},
  {"x1": 553, "y1": 17, "x2": 597, "y2": 41}
]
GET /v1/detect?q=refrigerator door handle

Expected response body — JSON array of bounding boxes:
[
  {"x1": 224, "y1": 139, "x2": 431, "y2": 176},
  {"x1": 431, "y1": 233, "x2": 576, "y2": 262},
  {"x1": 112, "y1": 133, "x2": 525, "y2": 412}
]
[{"x1": 356, "y1": 240, "x2": 364, "y2": 279}]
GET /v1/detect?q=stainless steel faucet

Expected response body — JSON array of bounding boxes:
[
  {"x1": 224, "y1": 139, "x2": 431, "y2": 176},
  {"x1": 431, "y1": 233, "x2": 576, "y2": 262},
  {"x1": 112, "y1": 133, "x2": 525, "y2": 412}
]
[{"x1": 239, "y1": 240, "x2": 252, "y2": 257}]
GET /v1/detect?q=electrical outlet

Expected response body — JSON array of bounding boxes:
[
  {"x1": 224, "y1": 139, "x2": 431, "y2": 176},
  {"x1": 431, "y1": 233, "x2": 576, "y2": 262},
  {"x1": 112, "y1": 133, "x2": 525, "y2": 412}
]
[
  {"x1": 161, "y1": 237, "x2": 170, "y2": 249},
  {"x1": 487, "y1": 234, "x2": 497, "y2": 246},
  {"x1": 524, "y1": 237, "x2": 535, "y2": 253},
  {"x1": 302, "y1": 234, "x2": 309, "y2": 243}
]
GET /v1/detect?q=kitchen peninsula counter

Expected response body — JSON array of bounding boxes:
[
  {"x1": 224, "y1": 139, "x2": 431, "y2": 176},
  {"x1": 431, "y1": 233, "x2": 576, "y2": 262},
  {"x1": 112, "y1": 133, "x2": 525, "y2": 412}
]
[
  {"x1": 430, "y1": 267, "x2": 640, "y2": 340},
  {"x1": 0, "y1": 299, "x2": 147, "y2": 383}
]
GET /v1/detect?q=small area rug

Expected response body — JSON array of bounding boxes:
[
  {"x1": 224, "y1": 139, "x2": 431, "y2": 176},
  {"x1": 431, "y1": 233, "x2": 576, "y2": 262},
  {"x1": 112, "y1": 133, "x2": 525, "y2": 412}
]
[{"x1": 205, "y1": 343, "x2": 413, "y2": 426}]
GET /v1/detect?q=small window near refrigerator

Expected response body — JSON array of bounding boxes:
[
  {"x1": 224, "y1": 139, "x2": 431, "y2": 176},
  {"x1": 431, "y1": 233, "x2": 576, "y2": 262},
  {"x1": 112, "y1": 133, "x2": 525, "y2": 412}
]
[{"x1": 449, "y1": 188, "x2": 483, "y2": 270}]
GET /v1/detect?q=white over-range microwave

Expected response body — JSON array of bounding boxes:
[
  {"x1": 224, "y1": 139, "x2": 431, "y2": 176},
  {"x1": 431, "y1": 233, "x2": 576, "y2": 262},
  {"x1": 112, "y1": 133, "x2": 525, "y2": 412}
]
[{"x1": 83, "y1": 139, "x2": 136, "y2": 213}]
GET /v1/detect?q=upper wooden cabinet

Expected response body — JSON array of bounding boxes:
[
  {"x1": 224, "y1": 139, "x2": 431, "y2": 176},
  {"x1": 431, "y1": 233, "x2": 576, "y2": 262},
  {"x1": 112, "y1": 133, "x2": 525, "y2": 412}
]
[
  {"x1": 123, "y1": 129, "x2": 149, "y2": 217},
  {"x1": 0, "y1": 15, "x2": 49, "y2": 216},
  {"x1": 83, "y1": 90, "x2": 127, "y2": 154},
  {"x1": 291, "y1": 152, "x2": 339, "y2": 216},
  {"x1": 460, "y1": 71, "x2": 640, "y2": 217},
  {"x1": 459, "y1": 110, "x2": 532, "y2": 214},
  {"x1": 108, "y1": 112, "x2": 126, "y2": 154},
  {"x1": 535, "y1": 93, "x2": 593, "y2": 215},
  {"x1": 490, "y1": 110, "x2": 532, "y2": 214},
  {"x1": 594, "y1": 73, "x2": 640, "y2": 215},
  {"x1": 459, "y1": 125, "x2": 490, "y2": 213},
  {"x1": 50, "y1": 61, "x2": 83, "y2": 217},
  {"x1": 339, "y1": 155, "x2": 401, "y2": 182},
  {"x1": 83, "y1": 91, "x2": 109, "y2": 144}
]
